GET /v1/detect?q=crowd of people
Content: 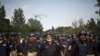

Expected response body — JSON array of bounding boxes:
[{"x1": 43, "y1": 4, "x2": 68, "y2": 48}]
[{"x1": 0, "y1": 31, "x2": 100, "y2": 56}]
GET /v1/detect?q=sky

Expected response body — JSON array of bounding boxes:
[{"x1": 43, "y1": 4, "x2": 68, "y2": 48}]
[{"x1": 0, "y1": 0, "x2": 98, "y2": 31}]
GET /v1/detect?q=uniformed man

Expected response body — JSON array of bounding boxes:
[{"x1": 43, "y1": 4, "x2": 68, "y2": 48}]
[
  {"x1": 86, "y1": 31, "x2": 96, "y2": 56},
  {"x1": 96, "y1": 35, "x2": 100, "y2": 56},
  {"x1": 17, "y1": 32, "x2": 26, "y2": 56},
  {"x1": 34, "y1": 32, "x2": 43, "y2": 45},
  {"x1": 9, "y1": 32, "x2": 17, "y2": 56},
  {"x1": 70, "y1": 34, "x2": 78, "y2": 56},
  {"x1": 0, "y1": 32, "x2": 8, "y2": 56},
  {"x1": 26, "y1": 32, "x2": 39, "y2": 56},
  {"x1": 76, "y1": 31, "x2": 87, "y2": 56},
  {"x1": 57, "y1": 33, "x2": 69, "y2": 56},
  {"x1": 37, "y1": 32, "x2": 61, "y2": 56}
]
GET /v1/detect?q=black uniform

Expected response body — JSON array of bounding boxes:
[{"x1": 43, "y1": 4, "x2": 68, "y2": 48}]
[
  {"x1": 26, "y1": 41, "x2": 39, "y2": 53},
  {"x1": 17, "y1": 39, "x2": 27, "y2": 56},
  {"x1": 38, "y1": 40, "x2": 60, "y2": 56},
  {"x1": 86, "y1": 40, "x2": 96, "y2": 55},
  {"x1": 0, "y1": 40, "x2": 8, "y2": 56}
]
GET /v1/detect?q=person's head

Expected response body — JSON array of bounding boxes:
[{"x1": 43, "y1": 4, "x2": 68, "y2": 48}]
[
  {"x1": 78, "y1": 31, "x2": 86, "y2": 41},
  {"x1": 18, "y1": 32, "x2": 23, "y2": 39},
  {"x1": 72, "y1": 34, "x2": 77, "y2": 39},
  {"x1": 28, "y1": 32, "x2": 37, "y2": 43},
  {"x1": 86, "y1": 31, "x2": 93, "y2": 41},
  {"x1": 59, "y1": 34, "x2": 66, "y2": 40},
  {"x1": 10, "y1": 32, "x2": 17, "y2": 39},
  {"x1": 44, "y1": 32, "x2": 53, "y2": 42},
  {"x1": 34, "y1": 32, "x2": 40, "y2": 40},
  {"x1": 72, "y1": 34, "x2": 77, "y2": 40}
]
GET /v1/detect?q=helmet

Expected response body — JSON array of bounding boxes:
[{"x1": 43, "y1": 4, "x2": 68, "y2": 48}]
[
  {"x1": 78, "y1": 31, "x2": 86, "y2": 36},
  {"x1": 80, "y1": 31, "x2": 86, "y2": 34},
  {"x1": 44, "y1": 32, "x2": 52, "y2": 37},
  {"x1": 18, "y1": 32, "x2": 22, "y2": 36},
  {"x1": 10, "y1": 32, "x2": 17, "y2": 37},
  {"x1": 62, "y1": 33, "x2": 66, "y2": 37},
  {"x1": 86, "y1": 31, "x2": 92, "y2": 36},
  {"x1": 29, "y1": 32, "x2": 36, "y2": 37},
  {"x1": 34, "y1": 32, "x2": 40, "y2": 36}
]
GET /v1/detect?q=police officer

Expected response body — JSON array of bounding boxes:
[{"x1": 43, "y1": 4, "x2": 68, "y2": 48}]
[
  {"x1": 96, "y1": 35, "x2": 100, "y2": 56},
  {"x1": 57, "y1": 33, "x2": 69, "y2": 56},
  {"x1": 37, "y1": 32, "x2": 61, "y2": 56},
  {"x1": 86, "y1": 31, "x2": 96, "y2": 56},
  {"x1": 70, "y1": 34, "x2": 78, "y2": 56},
  {"x1": 17, "y1": 32, "x2": 26, "y2": 56},
  {"x1": 0, "y1": 32, "x2": 8, "y2": 56},
  {"x1": 26, "y1": 32, "x2": 39, "y2": 56},
  {"x1": 76, "y1": 31, "x2": 87, "y2": 56},
  {"x1": 34, "y1": 32, "x2": 43, "y2": 45},
  {"x1": 9, "y1": 32, "x2": 17, "y2": 56}
]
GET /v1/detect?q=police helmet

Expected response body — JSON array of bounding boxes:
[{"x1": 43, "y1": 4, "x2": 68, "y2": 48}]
[
  {"x1": 18, "y1": 32, "x2": 22, "y2": 35},
  {"x1": 29, "y1": 32, "x2": 36, "y2": 37},
  {"x1": 78, "y1": 31, "x2": 86, "y2": 36},
  {"x1": 10, "y1": 32, "x2": 17, "y2": 37},
  {"x1": 34, "y1": 32, "x2": 40, "y2": 37},
  {"x1": 44, "y1": 32, "x2": 53, "y2": 37},
  {"x1": 86, "y1": 31, "x2": 92, "y2": 36},
  {"x1": 60, "y1": 33, "x2": 66, "y2": 37}
]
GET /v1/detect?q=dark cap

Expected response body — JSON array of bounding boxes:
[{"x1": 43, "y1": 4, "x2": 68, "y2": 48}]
[
  {"x1": 18, "y1": 32, "x2": 22, "y2": 36},
  {"x1": 78, "y1": 31, "x2": 86, "y2": 36},
  {"x1": 29, "y1": 32, "x2": 36, "y2": 37},
  {"x1": 44, "y1": 32, "x2": 52, "y2": 37},
  {"x1": 10, "y1": 32, "x2": 17, "y2": 37},
  {"x1": 86, "y1": 31, "x2": 92, "y2": 36}
]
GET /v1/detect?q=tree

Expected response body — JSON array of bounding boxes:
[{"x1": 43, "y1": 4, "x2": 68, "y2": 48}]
[
  {"x1": 78, "y1": 18, "x2": 84, "y2": 27},
  {"x1": 54, "y1": 26, "x2": 75, "y2": 35},
  {"x1": 27, "y1": 18, "x2": 43, "y2": 33},
  {"x1": 94, "y1": 0, "x2": 100, "y2": 36},
  {"x1": 95, "y1": 0, "x2": 100, "y2": 17},
  {"x1": 72, "y1": 20, "x2": 78, "y2": 28},
  {"x1": 0, "y1": 4, "x2": 11, "y2": 32},
  {"x1": 11, "y1": 8, "x2": 25, "y2": 33},
  {"x1": 86, "y1": 18, "x2": 97, "y2": 35}
]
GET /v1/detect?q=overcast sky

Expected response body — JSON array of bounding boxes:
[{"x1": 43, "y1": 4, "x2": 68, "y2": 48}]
[{"x1": 0, "y1": 0, "x2": 98, "y2": 30}]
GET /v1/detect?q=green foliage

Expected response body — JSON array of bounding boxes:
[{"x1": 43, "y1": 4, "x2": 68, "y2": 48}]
[
  {"x1": 0, "y1": 4, "x2": 12, "y2": 32},
  {"x1": 11, "y1": 8, "x2": 25, "y2": 33},
  {"x1": 27, "y1": 18, "x2": 43, "y2": 33},
  {"x1": 11, "y1": 8, "x2": 43, "y2": 35},
  {"x1": 95, "y1": 0, "x2": 100, "y2": 17}
]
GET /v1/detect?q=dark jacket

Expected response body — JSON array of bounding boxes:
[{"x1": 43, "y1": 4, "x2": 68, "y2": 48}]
[
  {"x1": 0, "y1": 40, "x2": 8, "y2": 56},
  {"x1": 70, "y1": 40, "x2": 78, "y2": 56},
  {"x1": 76, "y1": 40, "x2": 87, "y2": 56},
  {"x1": 37, "y1": 40, "x2": 61, "y2": 56},
  {"x1": 86, "y1": 40, "x2": 96, "y2": 55}
]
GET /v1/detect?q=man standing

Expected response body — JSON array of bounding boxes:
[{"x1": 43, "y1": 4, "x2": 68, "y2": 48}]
[
  {"x1": 86, "y1": 31, "x2": 96, "y2": 56},
  {"x1": 57, "y1": 34, "x2": 69, "y2": 56},
  {"x1": 76, "y1": 31, "x2": 87, "y2": 56},
  {"x1": 26, "y1": 32, "x2": 39, "y2": 56},
  {"x1": 9, "y1": 32, "x2": 18, "y2": 56},
  {"x1": 17, "y1": 32, "x2": 26, "y2": 56},
  {"x1": 37, "y1": 32, "x2": 61, "y2": 56},
  {"x1": 0, "y1": 32, "x2": 8, "y2": 56}
]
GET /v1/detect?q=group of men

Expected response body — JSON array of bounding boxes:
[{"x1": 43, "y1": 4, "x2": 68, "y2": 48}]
[{"x1": 0, "y1": 31, "x2": 100, "y2": 56}]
